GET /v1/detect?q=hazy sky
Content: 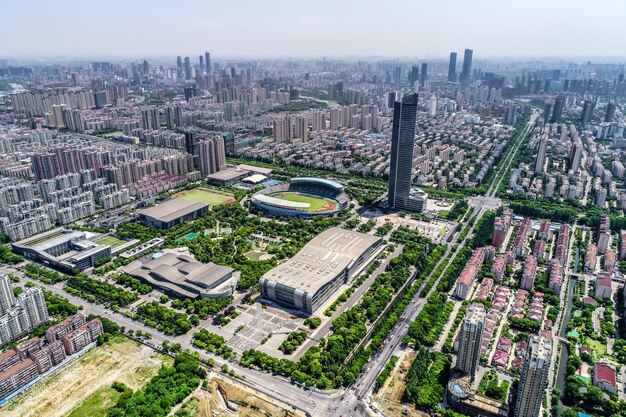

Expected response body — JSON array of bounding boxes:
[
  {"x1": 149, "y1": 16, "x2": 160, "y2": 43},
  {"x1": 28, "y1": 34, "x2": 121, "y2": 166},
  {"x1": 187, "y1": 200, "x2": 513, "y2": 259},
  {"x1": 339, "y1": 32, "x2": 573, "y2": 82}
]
[{"x1": 2, "y1": 0, "x2": 626, "y2": 59}]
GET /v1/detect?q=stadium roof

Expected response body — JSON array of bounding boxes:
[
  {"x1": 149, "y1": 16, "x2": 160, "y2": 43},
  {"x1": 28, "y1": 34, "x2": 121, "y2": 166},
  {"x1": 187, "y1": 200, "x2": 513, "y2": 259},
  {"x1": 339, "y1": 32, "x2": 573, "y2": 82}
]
[
  {"x1": 252, "y1": 193, "x2": 309, "y2": 209},
  {"x1": 261, "y1": 227, "x2": 381, "y2": 295},
  {"x1": 243, "y1": 174, "x2": 268, "y2": 184},
  {"x1": 124, "y1": 253, "x2": 234, "y2": 298},
  {"x1": 237, "y1": 164, "x2": 273, "y2": 175},
  {"x1": 138, "y1": 199, "x2": 209, "y2": 223},
  {"x1": 291, "y1": 177, "x2": 344, "y2": 191}
]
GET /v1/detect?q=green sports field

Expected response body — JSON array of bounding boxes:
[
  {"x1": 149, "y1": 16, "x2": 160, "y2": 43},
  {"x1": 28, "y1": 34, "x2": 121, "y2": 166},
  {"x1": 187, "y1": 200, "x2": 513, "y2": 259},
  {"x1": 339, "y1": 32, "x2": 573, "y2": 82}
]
[
  {"x1": 94, "y1": 235, "x2": 126, "y2": 248},
  {"x1": 267, "y1": 191, "x2": 338, "y2": 213},
  {"x1": 171, "y1": 188, "x2": 235, "y2": 205}
]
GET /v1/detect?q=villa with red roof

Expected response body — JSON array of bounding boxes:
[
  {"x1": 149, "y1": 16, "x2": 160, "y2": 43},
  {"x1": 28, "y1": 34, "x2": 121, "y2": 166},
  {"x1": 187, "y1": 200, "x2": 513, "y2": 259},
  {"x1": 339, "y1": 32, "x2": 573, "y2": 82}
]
[
  {"x1": 594, "y1": 362, "x2": 617, "y2": 394},
  {"x1": 595, "y1": 273, "x2": 612, "y2": 300}
]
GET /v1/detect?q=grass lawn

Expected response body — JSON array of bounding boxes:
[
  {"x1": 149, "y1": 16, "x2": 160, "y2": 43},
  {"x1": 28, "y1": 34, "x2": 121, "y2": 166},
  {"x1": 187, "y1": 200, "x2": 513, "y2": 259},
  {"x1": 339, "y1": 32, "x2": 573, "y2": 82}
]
[
  {"x1": 172, "y1": 188, "x2": 235, "y2": 205},
  {"x1": 588, "y1": 339, "x2": 606, "y2": 357},
  {"x1": 268, "y1": 192, "x2": 338, "y2": 212},
  {"x1": 67, "y1": 386, "x2": 119, "y2": 417},
  {"x1": 94, "y1": 235, "x2": 126, "y2": 248}
]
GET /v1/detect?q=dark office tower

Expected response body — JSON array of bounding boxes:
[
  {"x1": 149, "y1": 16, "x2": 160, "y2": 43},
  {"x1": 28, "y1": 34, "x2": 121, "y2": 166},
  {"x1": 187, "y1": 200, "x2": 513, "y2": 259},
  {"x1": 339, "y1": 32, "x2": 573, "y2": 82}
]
[
  {"x1": 142, "y1": 60, "x2": 149, "y2": 74},
  {"x1": 93, "y1": 91, "x2": 108, "y2": 108},
  {"x1": 205, "y1": 51, "x2": 211, "y2": 73},
  {"x1": 177, "y1": 56, "x2": 182, "y2": 71},
  {"x1": 544, "y1": 80, "x2": 550, "y2": 93},
  {"x1": 184, "y1": 86, "x2": 197, "y2": 101},
  {"x1": 181, "y1": 129, "x2": 199, "y2": 159},
  {"x1": 460, "y1": 48, "x2": 473, "y2": 85},
  {"x1": 409, "y1": 66, "x2": 419, "y2": 86},
  {"x1": 448, "y1": 52, "x2": 457, "y2": 82},
  {"x1": 550, "y1": 95, "x2": 565, "y2": 124},
  {"x1": 606, "y1": 101, "x2": 616, "y2": 122},
  {"x1": 420, "y1": 63, "x2": 428, "y2": 88},
  {"x1": 387, "y1": 91, "x2": 396, "y2": 108},
  {"x1": 580, "y1": 99, "x2": 594, "y2": 125},
  {"x1": 388, "y1": 93, "x2": 420, "y2": 211},
  {"x1": 543, "y1": 102, "x2": 552, "y2": 127},
  {"x1": 563, "y1": 79, "x2": 570, "y2": 91},
  {"x1": 394, "y1": 66, "x2": 402, "y2": 86},
  {"x1": 184, "y1": 57, "x2": 192, "y2": 79},
  {"x1": 619, "y1": 74, "x2": 624, "y2": 83},
  {"x1": 198, "y1": 55, "x2": 204, "y2": 73}
]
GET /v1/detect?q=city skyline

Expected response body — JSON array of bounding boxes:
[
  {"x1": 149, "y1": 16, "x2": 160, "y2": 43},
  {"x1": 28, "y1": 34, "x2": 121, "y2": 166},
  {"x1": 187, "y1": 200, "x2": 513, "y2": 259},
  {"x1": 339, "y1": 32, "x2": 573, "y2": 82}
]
[{"x1": 2, "y1": 0, "x2": 626, "y2": 59}]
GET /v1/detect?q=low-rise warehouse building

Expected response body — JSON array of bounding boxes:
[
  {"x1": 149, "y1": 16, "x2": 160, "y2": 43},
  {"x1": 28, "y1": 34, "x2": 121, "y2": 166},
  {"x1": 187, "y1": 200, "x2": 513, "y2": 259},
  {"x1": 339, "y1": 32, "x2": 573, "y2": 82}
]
[
  {"x1": 138, "y1": 199, "x2": 209, "y2": 229},
  {"x1": 259, "y1": 227, "x2": 382, "y2": 314}
]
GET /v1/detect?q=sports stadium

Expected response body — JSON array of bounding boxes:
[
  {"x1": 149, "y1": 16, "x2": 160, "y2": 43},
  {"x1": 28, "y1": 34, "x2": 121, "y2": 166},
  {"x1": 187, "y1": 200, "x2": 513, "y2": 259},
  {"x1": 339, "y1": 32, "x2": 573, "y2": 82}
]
[{"x1": 250, "y1": 177, "x2": 349, "y2": 218}]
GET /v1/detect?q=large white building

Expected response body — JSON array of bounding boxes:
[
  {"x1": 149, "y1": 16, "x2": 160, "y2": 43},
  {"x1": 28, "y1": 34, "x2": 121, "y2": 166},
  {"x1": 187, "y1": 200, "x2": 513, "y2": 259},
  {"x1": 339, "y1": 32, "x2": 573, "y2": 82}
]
[{"x1": 259, "y1": 228, "x2": 382, "y2": 314}]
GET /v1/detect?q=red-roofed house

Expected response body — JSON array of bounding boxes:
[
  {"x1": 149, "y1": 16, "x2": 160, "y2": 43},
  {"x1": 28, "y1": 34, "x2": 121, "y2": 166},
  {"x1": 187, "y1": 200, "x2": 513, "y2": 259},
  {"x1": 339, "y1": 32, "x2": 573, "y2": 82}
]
[
  {"x1": 454, "y1": 248, "x2": 486, "y2": 300},
  {"x1": 594, "y1": 362, "x2": 617, "y2": 394},
  {"x1": 595, "y1": 273, "x2": 612, "y2": 300},
  {"x1": 492, "y1": 349, "x2": 508, "y2": 368},
  {"x1": 492, "y1": 255, "x2": 506, "y2": 282},
  {"x1": 582, "y1": 296, "x2": 597, "y2": 306},
  {"x1": 521, "y1": 256, "x2": 538, "y2": 290},
  {"x1": 533, "y1": 239, "x2": 547, "y2": 259}
]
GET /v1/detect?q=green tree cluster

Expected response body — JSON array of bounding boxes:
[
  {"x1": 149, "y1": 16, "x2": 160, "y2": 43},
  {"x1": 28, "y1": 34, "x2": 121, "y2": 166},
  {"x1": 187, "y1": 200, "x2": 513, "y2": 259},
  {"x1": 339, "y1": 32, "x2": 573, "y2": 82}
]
[{"x1": 65, "y1": 275, "x2": 137, "y2": 307}]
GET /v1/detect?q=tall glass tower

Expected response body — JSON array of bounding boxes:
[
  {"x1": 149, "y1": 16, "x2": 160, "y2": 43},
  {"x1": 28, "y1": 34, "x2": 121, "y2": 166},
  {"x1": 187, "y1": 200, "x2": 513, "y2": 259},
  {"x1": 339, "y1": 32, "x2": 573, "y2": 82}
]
[
  {"x1": 460, "y1": 48, "x2": 473, "y2": 85},
  {"x1": 388, "y1": 93, "x2": 420, "y2": 211}
]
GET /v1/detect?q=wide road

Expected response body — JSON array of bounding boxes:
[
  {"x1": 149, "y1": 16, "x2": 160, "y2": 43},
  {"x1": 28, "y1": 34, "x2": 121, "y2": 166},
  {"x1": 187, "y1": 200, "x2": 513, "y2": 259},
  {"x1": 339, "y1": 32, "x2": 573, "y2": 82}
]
[
  {"x1": 352, "y1": 109, "x2": 539, "y2": 409},
  {"x1": 353, "y1": 205, "x2": 484, "y2": 401}
]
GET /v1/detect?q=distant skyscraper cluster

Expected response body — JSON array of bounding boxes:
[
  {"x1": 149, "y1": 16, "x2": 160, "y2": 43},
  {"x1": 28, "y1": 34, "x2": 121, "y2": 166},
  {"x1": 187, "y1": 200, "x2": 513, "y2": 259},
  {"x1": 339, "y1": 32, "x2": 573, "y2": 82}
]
[
  {"x1": 177, "y1": 50, "x2": 212, "y2": 80},
  {"x1": 445, "y1": 48, "x2": 473, "y2": 85}
]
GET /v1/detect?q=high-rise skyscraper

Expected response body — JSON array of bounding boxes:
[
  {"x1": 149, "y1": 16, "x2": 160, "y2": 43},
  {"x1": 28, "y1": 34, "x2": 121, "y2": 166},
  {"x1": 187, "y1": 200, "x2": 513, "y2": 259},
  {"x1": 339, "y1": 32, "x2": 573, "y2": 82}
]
[
  {"x1": 550, "y1": 96, "x2": 565, "y2": 124},
  {"x1": 419, "y1": 63, "x2": 428, "y2": 89},
  {"x1": 448, "y1": 52, "x2": 457, "y2": 82},
  {"x1": 388, "y1": 93, "x2": 426, "y2": 212},
  {"x1": 514, "y1": 334, "x2": 552, "y2": 417},
  {"x1": 198, "y1": 55, "x2": 204, "y2": 73},
  {"x1": 394, "y1": 66, "x2": 402, "y2": 86},
  {"x1": 456, "y1": 303, "x2": 485, "y2": 378},
  {"x1": 606, "y1": 100, "x2": 616, "y2": 122},
  {"x1": 17, "y1": 288, "x2": 49, "y2": 329},
  {"x1": 534, "y1": 137, "x2": 547, "y2": 174},
  {"x1": 580, "y1": 99, "x2": 594, "y2": 126},
  {"x1": 409, "y1": 66, "x2": 419, "y2": 87},
  {"x1": 204, "y1": 51, "x2": 211, "y2": 73},
  {"x1": 460, "y1": 48, "x2": 473, "y2": 85},
  {"x1": 197, "y1": 137, "x2": 226, "y2": 176},
  {"x1": 568, "y1": 140, "x2": 582, "y2": 173},
  {"x1": 0, "y1": 276, "x2": 16, "y2": 316},
  {"x1": 184, "y1": 57, "x2": 192, "y2": 79}
]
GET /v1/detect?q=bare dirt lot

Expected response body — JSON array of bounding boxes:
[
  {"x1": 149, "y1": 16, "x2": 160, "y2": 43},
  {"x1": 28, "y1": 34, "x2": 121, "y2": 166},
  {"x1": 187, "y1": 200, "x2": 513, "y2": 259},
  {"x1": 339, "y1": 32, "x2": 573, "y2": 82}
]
[
  {"x1": 373, "y1": 350, "x2": 429, "y2": 417},
  {"x1": 0, "y1": 336, "x2": 171, "y2": 417},
  {"x1": 187, "y1": 374, "x2": 306, "y2": 417}
]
